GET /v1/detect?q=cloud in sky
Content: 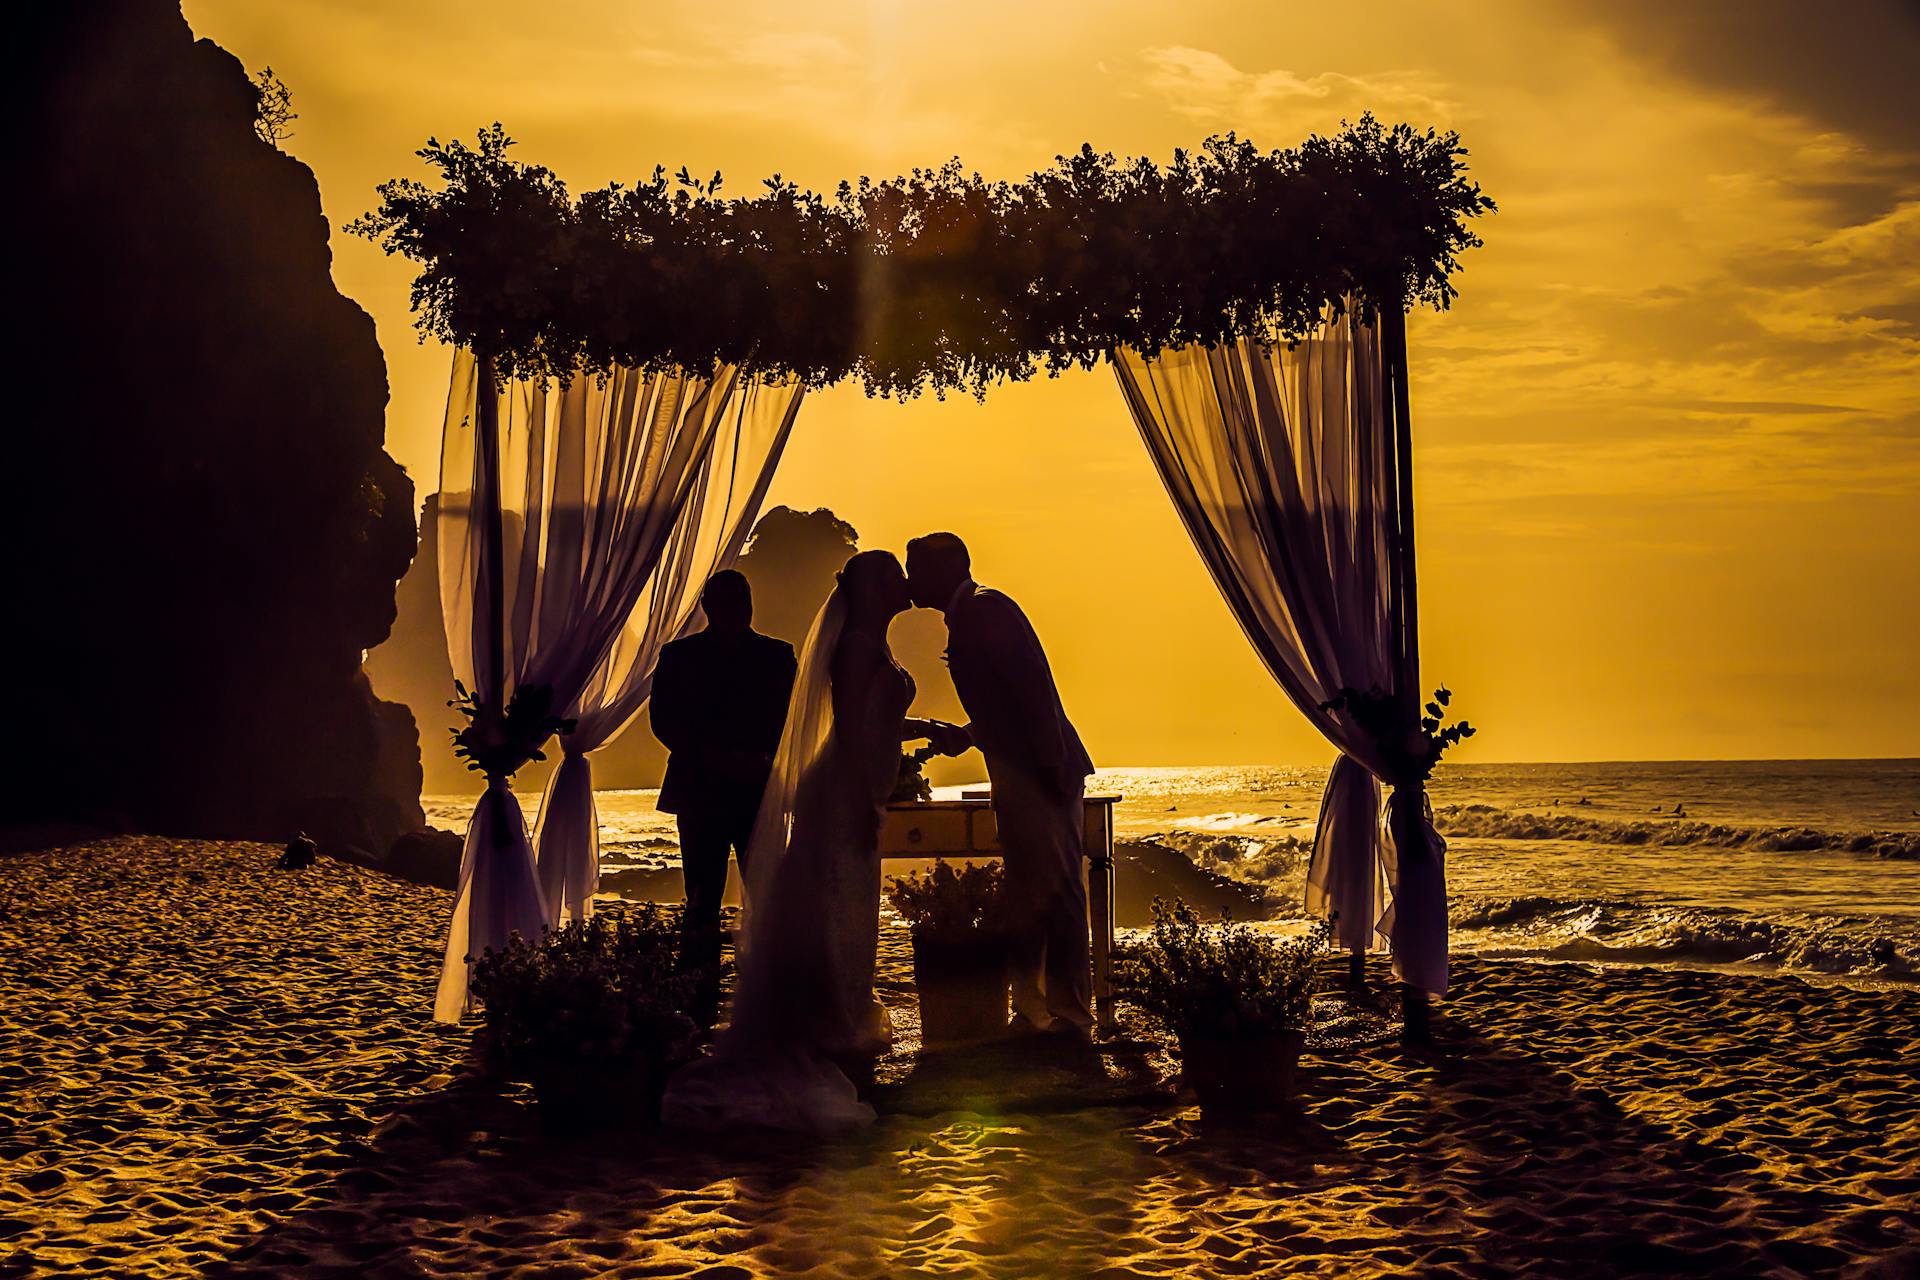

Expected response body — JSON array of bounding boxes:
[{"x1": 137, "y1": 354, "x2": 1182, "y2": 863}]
[
  {"x1": 1133, "y1": 44, "x2": 1454, "y2": 134},
  {"x1": 1550, "y1": 0, "x2": 1920, "y2": 155}
]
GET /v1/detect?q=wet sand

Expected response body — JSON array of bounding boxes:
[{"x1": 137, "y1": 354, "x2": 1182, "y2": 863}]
[{"x1": 3, "y1": 836, "x2": 1917, "y2": 1277}]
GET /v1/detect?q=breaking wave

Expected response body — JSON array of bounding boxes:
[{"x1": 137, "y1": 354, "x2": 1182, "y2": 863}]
[
  {"x1": 1451, "y1": 894, "x2": 1920, "y2": 984},
  {"x1": 1144, "y1": 829, "x2": 1313, "y2": 884},
  {"x1": 1128, "y1": 809, "x2": 1920, "y2": 985},
  {"x1": 1436, "y1": 804, "x2": 1920, "y2": 860}
]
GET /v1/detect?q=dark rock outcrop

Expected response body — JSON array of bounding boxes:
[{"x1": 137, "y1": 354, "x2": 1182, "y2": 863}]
[
  {"x1": 378, "y1": 827, "x2": 464, "y2": 890},
  {"x1": 13, "y1": 2, "x2": 423, "y2": 851},
  {"x1": 1112, "y1": 841, "x2": 1271, "y2": 928}
]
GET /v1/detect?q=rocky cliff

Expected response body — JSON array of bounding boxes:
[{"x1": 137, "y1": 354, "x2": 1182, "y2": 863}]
[{"x1": 13, "y1": 1, "x2": 422, "y2": 851}]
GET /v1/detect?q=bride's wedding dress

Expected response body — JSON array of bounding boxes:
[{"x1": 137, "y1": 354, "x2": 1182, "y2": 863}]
[{"x1": 661, "y1": 585, "x2": 908, "y2": 1133}]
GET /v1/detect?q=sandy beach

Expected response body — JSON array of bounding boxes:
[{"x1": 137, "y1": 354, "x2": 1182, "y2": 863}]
[{"x1": 4, "y1": 836, "x2": 1917, "y2": 1278}]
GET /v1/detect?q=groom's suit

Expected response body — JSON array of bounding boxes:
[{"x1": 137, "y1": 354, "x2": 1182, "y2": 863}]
[{"x1": 944, "y1": 580, "x2": 1095, "y2": 1031}]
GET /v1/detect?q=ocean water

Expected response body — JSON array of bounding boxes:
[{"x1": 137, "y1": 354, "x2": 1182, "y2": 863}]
[{"x1": 425, "y1": 758, "x2": 1920, "y2": 985}]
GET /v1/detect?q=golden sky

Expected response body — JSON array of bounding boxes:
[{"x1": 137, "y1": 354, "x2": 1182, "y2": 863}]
[{"x1": 186, "y1": 0, "x2": 1920, "y2": 764}]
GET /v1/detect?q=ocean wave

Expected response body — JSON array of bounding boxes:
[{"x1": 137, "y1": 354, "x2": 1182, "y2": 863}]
[
  {"x1": 1171, "y1": 810, "x2": 1314, "y2": 833},
  {"x1": 1452, "y1": 894, "x2": 1919, "y2": 983},
  {"x1": 603, "y1": 835, "x2": 678, "y2": 850},
  {"x1": 1143, "y1": 829, "x2": 1313, "y2": 883},
  {"x1": 1436, "y1": 804, "x2": 1920, "y2": 860},
  {"x1": 599, "y1": 838, "x2": 678, "y2": 875}
]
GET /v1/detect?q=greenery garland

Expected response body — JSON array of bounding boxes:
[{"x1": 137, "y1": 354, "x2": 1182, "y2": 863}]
[{"x1": 351, "y1": 116, "x2": 1493, "y2": 399}]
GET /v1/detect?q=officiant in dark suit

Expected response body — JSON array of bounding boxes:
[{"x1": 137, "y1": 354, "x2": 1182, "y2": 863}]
[{"x1": 650, "y1": 570, "x2": 797, "y2": 949}]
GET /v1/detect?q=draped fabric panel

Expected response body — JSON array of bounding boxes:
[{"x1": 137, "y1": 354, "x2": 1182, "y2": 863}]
[
  {"x1": 1114, "y1": 309, "x2": 1448, "y2": 994},
  {"x1": 432, "y1": 351, "x2": 798, "y2": 1021},
  {"x1": 533, "y1": 378, "x2": 804, "y2": 927}
]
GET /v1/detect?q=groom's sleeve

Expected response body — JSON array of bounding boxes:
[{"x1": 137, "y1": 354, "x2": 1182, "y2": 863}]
[{"x1": 971, "y1": 596, "x2": 1075, "y2": 775}]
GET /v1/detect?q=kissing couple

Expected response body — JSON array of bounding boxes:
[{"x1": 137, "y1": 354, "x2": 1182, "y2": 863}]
[{"x1": 661, "y1": 532, "x2": 1095, "y2": 1132}]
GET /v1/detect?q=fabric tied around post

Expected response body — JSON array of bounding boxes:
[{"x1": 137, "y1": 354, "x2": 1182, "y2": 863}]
[
  {"x1": 432, "y1": 778, "x2": 549, "y2": 1023},
  {"x1": 1114, "y1": 307, "x2": 1450, "y2": 995},
  {"x1": 534, "y1": 750, "x2": 600, "y2": 928},
  {"x1": 1306, "y1": 753, "x2": 1449, "y2": 996},
  {"x1": 1380, "y1": 785, "x2": 1448, "y2": 996}
]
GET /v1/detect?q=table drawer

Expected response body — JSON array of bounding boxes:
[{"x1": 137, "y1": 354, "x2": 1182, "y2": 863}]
[
  {"x1": 921, "y1": 808, "x2": 1109, "y2": 854},
  {"x1": 877, "y1": 799, "x2": 1114, "y2": 858},
  {"x1": 879, "y1": 807, "x2": 976, "y2": 855}
]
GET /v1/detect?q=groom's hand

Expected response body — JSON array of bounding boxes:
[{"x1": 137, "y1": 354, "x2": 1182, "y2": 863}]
[{"x1": 927, "y1": 722, "x2": 972, "y2": 756}]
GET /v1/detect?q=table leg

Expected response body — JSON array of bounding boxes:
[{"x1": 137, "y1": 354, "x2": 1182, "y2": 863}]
[{"x1": 1089, "y1": 848, "x2": 1115, "y2": 1034}]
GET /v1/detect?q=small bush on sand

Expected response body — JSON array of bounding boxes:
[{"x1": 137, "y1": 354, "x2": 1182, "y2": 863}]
[
  {"x1": 1116, "y1": 898, "x2": 1327, "y2": 1041},
  {"x1": 469, "y1": 907, "x2": 707, "y2": 1121}
]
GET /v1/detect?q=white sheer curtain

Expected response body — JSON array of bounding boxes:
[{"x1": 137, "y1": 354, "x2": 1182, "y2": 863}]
[
  {"x1": 1113, "y1": 307, "x2": 1447, "y2": 995},
  {"x1": 532, "y1": 381, "x2": 803, "y2": 927},
  {"x1": 433, "y1": 350, "x2": 801, "y2": 1021}
]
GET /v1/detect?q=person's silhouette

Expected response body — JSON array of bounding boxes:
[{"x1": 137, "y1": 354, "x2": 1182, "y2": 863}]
[
  {"x1": 906, "y1": 532, "x2": 1096, "y2": 1039},
  {"x1": 650, "y1": 571, "x2": 797, "y2": 972}
]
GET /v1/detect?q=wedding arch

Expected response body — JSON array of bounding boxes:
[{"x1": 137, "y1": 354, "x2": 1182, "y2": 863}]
[{"x1": 352, "y1": 116, "x2": 1494, "y2": 1023}]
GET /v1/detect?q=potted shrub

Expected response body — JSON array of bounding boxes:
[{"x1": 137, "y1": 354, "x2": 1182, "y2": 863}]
[
  {"x1": 887, "y1": 859, "x2": 1010, "y2": 1046},
  {"x1": 1117, "y1": 899, "x2": 1326, "y2": 1112},
  {"x1": 468, "y1": 905, "x2": 707, "y2": 1130}
]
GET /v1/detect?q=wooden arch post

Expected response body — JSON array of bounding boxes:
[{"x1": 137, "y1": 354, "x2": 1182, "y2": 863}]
[
  {"x1": 473, "y1": 349, "x2": 508, "y2": 721},
  {"x1": 1382, "y1": 301, "x2": 1432, "y2": 1044}
]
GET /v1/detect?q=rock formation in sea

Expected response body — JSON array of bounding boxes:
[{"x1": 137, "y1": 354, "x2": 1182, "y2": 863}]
[
  {"x1": 734, "y1": 505, "x2": 862, "y2": 647},
  {"x1": 727, "y1": 504, "x2": 975, "y2": 787},
  {"x1": 14, "y1": 1, "x2": 423, "y2": 852}
]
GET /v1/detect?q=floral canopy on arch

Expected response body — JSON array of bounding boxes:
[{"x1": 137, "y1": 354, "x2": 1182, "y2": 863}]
[
  {"x1": 350, "y1": 114, "x2": 1492, "y2": 396},
  {"x1": 358, "y1": 116, "x2": 1493, "y2": 1022}
]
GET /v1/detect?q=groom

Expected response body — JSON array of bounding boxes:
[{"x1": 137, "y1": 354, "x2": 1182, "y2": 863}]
[{"x1": 906, "y1": 532, "x2": 1096, "y2": 1039}]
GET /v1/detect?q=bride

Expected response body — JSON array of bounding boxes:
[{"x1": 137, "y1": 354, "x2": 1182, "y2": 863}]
[{"x1": 662, "y1": 549, "x2": 944, "y2": 1132}]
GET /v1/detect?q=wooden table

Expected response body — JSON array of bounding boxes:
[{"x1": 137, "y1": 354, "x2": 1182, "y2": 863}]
[{"x1": 880, "y1": 794, "x2": 1120, "y2": 1032}]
